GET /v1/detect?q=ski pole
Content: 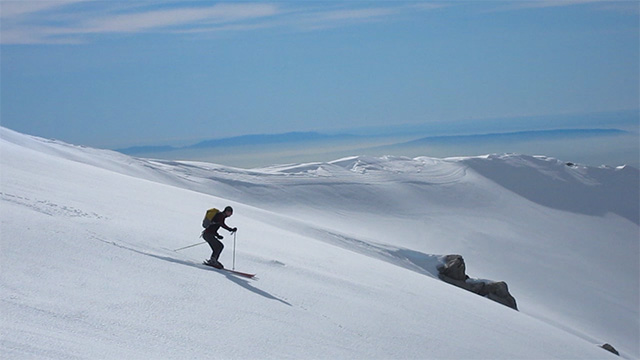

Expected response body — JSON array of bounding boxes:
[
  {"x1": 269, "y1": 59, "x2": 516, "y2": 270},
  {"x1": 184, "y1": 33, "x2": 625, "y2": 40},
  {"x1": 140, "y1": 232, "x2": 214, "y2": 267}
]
[
  {"x1": 174, "y1": 241, "x2": 205, "y2": 252},
  {"x1": 232, "y1": 231, "x2": 237, "y2": 270}
]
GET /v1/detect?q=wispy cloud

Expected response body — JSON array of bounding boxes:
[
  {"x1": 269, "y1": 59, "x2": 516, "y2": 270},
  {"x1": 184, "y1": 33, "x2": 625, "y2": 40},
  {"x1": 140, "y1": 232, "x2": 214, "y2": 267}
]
[
  {"x1": 1, "y1": 2, "x2": 283, "y2": 44},
  {"x1": 0, "y1": 1, "x2": 444, "y2": 45},
  {"x1": 513, "y1": 0, "x2": 603, "y2": 9},
  {"x1": 80, "y1": 3, "x2": 280, "y2": 34},
  {"x1": 0, "y1": 0, "x2": 84, "y2": 18},
  {"x1": 284, "y1": 6, "x2": 400, "y2": 31},
  {"x1": 0, "y1": 0, "x2": 85, "y2": 43},
  {"x1": 488, "y1": 0, "x2": 613, "y2": 12},
  {"x1": 317, "y1": 7, "x2": 398, "y2": 22}
]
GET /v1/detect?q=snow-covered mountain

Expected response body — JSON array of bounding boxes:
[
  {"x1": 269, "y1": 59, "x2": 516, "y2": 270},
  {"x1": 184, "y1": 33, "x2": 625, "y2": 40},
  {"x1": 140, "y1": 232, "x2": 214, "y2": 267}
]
[{"x1": 1, "y1": 126, "x2": 638, "y2": 359}]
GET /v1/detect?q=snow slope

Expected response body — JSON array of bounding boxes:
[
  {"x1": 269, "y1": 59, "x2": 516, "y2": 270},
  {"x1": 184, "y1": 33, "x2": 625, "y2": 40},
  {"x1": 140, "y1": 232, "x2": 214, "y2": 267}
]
[{"x1": 1, "y1": 126, "x2": 638, "y2": 359}]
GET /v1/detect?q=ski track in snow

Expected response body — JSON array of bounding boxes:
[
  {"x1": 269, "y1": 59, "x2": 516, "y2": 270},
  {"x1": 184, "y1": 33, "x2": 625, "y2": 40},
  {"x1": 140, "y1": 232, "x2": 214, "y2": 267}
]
[{"x1": 1, "y1": 192, "x2": 106, "y2": 220}]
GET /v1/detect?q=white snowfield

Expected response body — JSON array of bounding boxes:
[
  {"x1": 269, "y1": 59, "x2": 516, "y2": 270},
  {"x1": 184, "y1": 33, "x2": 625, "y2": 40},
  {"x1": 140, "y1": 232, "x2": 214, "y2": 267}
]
[{"x1": 1, "y1": 126, "x2": 638, "y2": 359}]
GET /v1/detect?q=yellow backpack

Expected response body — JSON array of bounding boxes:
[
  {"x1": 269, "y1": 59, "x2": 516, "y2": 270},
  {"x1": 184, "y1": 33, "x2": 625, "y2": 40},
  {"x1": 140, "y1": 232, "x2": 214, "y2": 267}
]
[{"x1": 202, "y1": 208, "x2": 219, "y2": 228}]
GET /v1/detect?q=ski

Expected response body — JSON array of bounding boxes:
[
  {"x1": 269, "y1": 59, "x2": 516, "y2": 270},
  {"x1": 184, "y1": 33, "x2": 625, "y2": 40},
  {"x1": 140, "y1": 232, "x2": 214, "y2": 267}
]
[
  {"x1": 202, "y1": 261, "x2": 256, "y2": 279},
  {"x1": 221, "y1": 268, "x2": 256, "y2": 279}
]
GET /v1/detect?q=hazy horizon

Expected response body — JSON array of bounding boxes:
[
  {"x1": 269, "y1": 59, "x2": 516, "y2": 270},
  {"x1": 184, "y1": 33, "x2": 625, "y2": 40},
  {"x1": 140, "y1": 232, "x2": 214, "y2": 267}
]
[
  {"x1": 111, "y1": 127, "x2": 639, "y2": 169},
  {"x1": 2, "y1": 1, "x2": 638, "y2": 153},
  {"x1": 94, "y1": 109, "x2": 637, "y2": 169}
]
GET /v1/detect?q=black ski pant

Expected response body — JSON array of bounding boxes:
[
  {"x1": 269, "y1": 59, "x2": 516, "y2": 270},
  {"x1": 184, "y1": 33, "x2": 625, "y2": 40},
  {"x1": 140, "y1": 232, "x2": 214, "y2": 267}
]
[{"x1": 203, "y1": 230, "x2": 224, "y2": 261}]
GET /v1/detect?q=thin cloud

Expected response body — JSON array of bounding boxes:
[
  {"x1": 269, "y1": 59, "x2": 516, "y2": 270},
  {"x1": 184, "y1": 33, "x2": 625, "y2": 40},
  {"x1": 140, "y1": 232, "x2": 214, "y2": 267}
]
[
  {"x1": 81, "y1": 3, "x2": 280, "y2": 34},
  {"x1": 0, "y1": 0, "x2": 85, "y2": 18},
  {"x1": 1, "y1": 2, "x2": 282, "y2": 44},
  {"x1": 287, "y1": 6, "x2": 399, "y2": 31},
  {"x1": 490, "y1": 0, "x2": 605, "y2": 11},
  {"x1": 518, "y1": 0, "x2": 603, "y2": 9},
  {"x1": 0, "y1": 0, "x2": 87, "y2": 43},
  {"x1": 280, "y1": 3, "x2": 445, "y2": 32},
  {"x1": 0, "y1": 1, "x2": 443, "y2": 45},
  {"x1": 317, "y1": 7, "x2": 398, "y2": 21},
  {"x1": 594, "y1": 1, "x2": 640, "y2": 15}
]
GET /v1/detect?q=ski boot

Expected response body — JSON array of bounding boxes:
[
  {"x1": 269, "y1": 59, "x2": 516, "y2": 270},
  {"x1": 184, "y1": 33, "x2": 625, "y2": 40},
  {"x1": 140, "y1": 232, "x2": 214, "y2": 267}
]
[{"x1": 204, "y1": 259, "x2": 224, "y2": 269}]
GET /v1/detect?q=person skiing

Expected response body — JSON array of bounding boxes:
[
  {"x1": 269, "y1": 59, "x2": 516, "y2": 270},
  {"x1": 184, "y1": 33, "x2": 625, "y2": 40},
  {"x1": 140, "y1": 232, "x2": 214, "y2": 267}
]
[{"x1": 202, "y1": 206, "x2": 237, "y2": 269}]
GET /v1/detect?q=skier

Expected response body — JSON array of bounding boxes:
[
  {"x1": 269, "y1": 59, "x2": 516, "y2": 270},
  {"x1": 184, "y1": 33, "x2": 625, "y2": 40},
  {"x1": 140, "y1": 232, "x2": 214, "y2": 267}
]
[{"x1": 202, "y1": 206, "x2": 237, "y2": 269}]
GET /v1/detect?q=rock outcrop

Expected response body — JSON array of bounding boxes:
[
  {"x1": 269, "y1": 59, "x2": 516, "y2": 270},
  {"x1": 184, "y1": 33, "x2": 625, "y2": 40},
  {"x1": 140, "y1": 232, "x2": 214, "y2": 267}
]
[
  {"x1": 600, "y1": 343, "x2": 619, "y2": 356},
  {"x1": 437, "y1": 255, "x2": 518, "y2": 310}
]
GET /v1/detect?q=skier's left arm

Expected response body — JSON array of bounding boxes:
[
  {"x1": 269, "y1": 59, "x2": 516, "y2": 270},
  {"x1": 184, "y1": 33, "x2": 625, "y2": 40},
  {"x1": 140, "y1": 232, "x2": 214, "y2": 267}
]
[{"x1": 220, "y1": 219, "x2": 237, "y2": 233}]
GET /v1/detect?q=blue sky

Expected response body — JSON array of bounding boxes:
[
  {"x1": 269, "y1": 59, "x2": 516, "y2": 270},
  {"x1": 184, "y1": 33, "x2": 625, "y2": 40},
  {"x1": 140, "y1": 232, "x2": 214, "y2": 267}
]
[{"x1": 1, "y1": 1, "x2": 638, "y2": 150}]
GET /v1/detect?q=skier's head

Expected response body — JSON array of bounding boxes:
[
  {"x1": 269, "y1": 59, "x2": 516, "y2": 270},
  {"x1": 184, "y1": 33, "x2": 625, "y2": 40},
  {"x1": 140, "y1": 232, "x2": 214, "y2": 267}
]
[{"x1": 224, "y1": 206, "x2": 233, "y2": 216}]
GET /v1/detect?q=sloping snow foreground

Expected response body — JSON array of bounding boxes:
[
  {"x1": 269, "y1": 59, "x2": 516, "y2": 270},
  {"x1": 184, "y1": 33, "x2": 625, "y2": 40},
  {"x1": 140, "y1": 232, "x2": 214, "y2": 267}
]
[{"x1": 1, "y1": 126, "x2": 638, "y2": 359}]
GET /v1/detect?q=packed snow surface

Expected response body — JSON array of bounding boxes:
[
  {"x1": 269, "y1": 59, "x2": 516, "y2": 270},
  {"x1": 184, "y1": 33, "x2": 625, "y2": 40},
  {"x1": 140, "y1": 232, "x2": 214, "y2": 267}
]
[{"x1": 1, "y1": 126, "x2": 638, "y2": 359}]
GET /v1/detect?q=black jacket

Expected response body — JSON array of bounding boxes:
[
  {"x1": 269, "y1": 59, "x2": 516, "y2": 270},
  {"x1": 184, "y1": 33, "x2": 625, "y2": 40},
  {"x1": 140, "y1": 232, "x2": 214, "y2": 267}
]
[{"x1": 205, "y1": 211, "x2": 233, "y2": 233}]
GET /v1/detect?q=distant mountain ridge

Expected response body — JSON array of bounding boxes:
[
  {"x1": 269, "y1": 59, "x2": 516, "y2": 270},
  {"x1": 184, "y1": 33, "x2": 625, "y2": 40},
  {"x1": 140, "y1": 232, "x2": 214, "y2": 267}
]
[
  {"x1": 116, "y1": 128, "x2": 627, "y2": 155},
  {"x1": 116, "y1": 131, "x2": 356, "y2": 155},
  {"x1": 190, "y1": 131, "x2": 355, "y2": 148},
  {"x1": 401, "y1": 128, "x2": 627, "y2": 145}
]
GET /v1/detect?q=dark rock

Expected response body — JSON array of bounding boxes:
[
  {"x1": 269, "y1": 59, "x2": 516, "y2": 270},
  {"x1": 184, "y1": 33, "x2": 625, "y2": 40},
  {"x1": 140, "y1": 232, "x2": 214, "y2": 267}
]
[
  {"x1": 483, "y1": 281, "x2": 517, "y2": 310},
  {"x1": 438, "y1": 254, "x2": 468, "y2": 281},
  {"x1": 600, "y1": 343, "x2": 619, "y2": 356},
  {"x1": 437, "y1": 254, "x2": 518, "y2": 310}
]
